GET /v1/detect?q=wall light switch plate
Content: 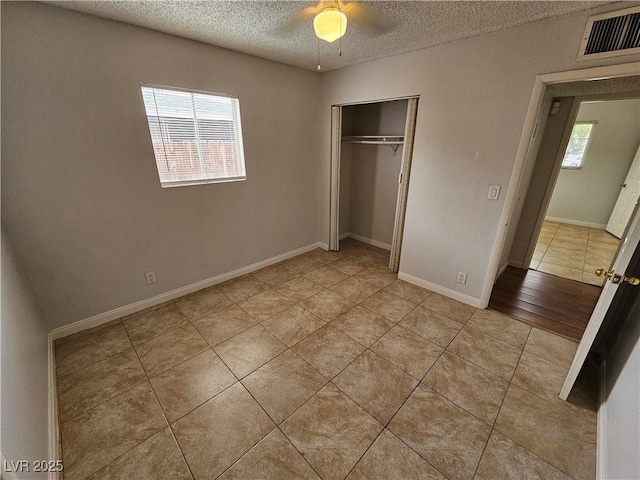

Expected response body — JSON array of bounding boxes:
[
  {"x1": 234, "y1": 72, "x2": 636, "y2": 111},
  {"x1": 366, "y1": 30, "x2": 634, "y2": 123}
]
[{"x1": 488, "y1": 185, "x2": 501, "y2": 201}]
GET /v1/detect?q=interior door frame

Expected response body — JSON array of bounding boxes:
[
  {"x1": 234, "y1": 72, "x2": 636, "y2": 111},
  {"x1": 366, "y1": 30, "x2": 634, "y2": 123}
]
[
  {"x1": 480, "y1": 62, "x2": 640, "y2": 308},
  {"x1": 520, "y1": 91, "x2": 640, "y2": 270},
  {"x1": 328, "y1": 96, "x2": 420, "y2": 273}
]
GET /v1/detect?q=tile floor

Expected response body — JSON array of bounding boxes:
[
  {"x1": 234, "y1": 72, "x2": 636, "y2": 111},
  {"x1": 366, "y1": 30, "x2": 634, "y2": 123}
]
[
  {"x1": 532, "y1": 221, "x2": 620, "y2": 285},
  {"x1": 55, "y1": 238, "x2": 597, "y2": 480}
]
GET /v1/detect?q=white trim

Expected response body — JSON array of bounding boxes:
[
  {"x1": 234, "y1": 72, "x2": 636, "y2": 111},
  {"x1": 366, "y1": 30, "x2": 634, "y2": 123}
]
[
  {"x1": 47, "y1": 332, "x2": 60, "y2": 480},
  {"x1": 545, "y1": 216, "x2": 607, "y2": 229},
  {"x1": 316, "y1": 242, "x2": 329, "y2": 251},
  {"x1": 334, "y1": 95, "x2": 421, "y2": 108},
  {"x1": 50, "y1": 242, "x2": 325, "y2": 340},
  {"x1": 522, "y1": 97, "x2": 581, "y2": 270},
  {"x1": 497, "y1": 261, "x2": 510, "y2": 278},
  {"x1": 329, "y1": 106, "x2": 342, "y2": 251},
  {"x1": 597, "y1": 358, "x2": 607, "y2": 480},
  {"x1": 398, "y1": 271, "x2": 482, "y2": 308},
  {"x1": 508, "y1": 260, "x2": 525, "y2": 269},
  {"x1": 480, "y1": 62, "x2": 640, "y2": 310},
  {"x1": 344, "y1": 233, "x2": 392, "y2": 251},
  {"x1": 390, "y1": 97, "x2": 418, "y2": 272}
]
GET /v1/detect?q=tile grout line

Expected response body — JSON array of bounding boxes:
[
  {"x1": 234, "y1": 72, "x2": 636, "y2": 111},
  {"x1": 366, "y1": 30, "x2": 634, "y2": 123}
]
[
  {"x1": 60, "y1": 242, "x2": 593, "y2": 479},
  {"x1": 65, "y1": 325, "x2": 191, "y2": 480},
  {"x1": 54, "y1": 319, "x2": 134, "y2": 378},
  {"x1": 55, "y1": 247, "x2": 397, "y2": 478},
  {"x1": 226, "y1": 345, "x2": 328, "y2": 478},
  {"x1": 120, "y1": 323, "x2": 199, "y2": 480},
  {"x1": 484, "y1": 327, "x2": 584, "y2": 480},
  {"x1": 342, "y1": 314, "x2": 480, "y2": 480},
  {"x1": 469, "y1": 327, "x2": 533, "y2": 479}
]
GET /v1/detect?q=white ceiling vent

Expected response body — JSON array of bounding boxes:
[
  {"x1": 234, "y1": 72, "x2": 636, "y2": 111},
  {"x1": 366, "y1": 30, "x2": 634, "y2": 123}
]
[{"x1": 577, "y1": 6, "x2": 640, "y2": 61}]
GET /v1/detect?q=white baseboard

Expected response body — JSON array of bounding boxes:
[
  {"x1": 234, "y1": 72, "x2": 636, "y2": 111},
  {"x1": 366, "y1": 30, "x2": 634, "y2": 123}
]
[
  {"x1": 341, "y1": 233, "x2": 392, "y2": 251},
  {"x1": 508, "y1": 260, "x2": 525, "y2": 269},
  {"x1": 497, "y1": 261, "x2": 510, "y2": 278},
  {"x1": 397, "y1": 272, "x2": 482, "y2": 308},
  {"x1": 47, "y1": 332, "x2": 60, "y2": 480},
  {"x1": 46, "y1": 241, "x2": 326, "y2": 470},
  {"x1": 545, "y1": 216, "x2": 607, "y2": 229},
  {"x1": 49, "y1": 242, "x2": 325, "y2": 341},
  {"x1": 597, "y1": 358, "x2": 607, "y2": 480}
]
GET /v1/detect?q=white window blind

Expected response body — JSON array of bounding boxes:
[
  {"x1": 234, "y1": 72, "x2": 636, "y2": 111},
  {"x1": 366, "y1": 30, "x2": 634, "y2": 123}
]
[{"x1": 140, "y1": 84, "x2": 246, "y2": 188}]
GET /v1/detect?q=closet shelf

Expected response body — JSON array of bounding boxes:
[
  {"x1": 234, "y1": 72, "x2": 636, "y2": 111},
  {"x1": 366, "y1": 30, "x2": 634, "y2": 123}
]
[{"x1": 341, "y1": 135, "x2": 404, "y2": 145}]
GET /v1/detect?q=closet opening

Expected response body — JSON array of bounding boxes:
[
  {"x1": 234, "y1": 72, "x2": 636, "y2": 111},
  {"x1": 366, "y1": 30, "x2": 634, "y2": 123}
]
[{"x1": 329, "y1": 97, "x2": 419, "y2": 273}]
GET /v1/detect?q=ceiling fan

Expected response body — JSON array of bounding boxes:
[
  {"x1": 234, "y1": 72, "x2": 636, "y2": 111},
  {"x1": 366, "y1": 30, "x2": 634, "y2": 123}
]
[{"x1": 275, "y1": 1, "x2": 394, "y2": 70}]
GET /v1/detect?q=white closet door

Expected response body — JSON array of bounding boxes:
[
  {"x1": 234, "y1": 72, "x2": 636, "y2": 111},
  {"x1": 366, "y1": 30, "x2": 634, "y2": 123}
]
[
  {"x1": 329, "y1": 106, "x2": 342, "y2": 251},
  {"x1": 390, "y1": 98, "x2": 418, "y2": 272}
]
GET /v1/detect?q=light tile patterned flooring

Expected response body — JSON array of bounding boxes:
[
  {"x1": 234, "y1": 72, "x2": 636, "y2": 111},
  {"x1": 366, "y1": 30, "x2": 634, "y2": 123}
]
[
  {"x1": 532, "y1": 221, "x2": 620, "y2": 285},
  {"x1": 55, "y1": 239, "x2": 597, "y2": 480}
]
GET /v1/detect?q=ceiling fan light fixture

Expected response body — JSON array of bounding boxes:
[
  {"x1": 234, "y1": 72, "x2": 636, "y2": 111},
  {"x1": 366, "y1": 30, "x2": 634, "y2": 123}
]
[{"x1": 313, "y1": 6, "x2": 347, "y2": 43}]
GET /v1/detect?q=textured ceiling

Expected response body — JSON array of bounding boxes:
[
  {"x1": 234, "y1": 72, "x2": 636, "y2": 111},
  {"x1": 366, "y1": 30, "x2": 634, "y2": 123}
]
[{"x1": 47, "y1": 1, "x2": 616, "y2": 72}]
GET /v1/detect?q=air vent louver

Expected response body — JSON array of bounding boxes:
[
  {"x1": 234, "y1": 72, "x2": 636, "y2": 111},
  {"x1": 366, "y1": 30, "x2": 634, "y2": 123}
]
[{"x1": 578, "y1": 7, "x2": 640, "y2": 60}]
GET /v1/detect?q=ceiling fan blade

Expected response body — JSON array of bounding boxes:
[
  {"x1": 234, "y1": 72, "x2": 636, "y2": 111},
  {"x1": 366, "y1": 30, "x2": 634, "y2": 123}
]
[
  {"x1": 271, "y1": 1, "x2": 324, "y2": 38},
  {"x1": 341, "y1": 1, "x2": 396, "y2": 38}
]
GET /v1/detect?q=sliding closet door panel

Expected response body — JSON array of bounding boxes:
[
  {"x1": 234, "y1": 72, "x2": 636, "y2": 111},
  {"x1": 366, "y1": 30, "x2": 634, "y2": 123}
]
[
  {"x1": 329, "y1": 106, "x2": 342, "y2": 251},
  {"x1": 390, "y1": 98, "x2": 419, "y2": 272}
]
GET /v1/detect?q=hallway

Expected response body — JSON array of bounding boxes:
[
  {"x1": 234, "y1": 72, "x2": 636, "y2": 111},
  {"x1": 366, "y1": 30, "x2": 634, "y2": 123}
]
[{"x1": 489, "y1": 266, "x2": 602, "y2": 340}]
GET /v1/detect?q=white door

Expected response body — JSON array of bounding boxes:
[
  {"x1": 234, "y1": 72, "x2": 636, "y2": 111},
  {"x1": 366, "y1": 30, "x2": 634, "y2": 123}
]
[
  {"x1": 606, "y1": 143, "x2": 640, "y2": 238},
  {"x1": 389, "y1": 98, "x2": 418, "y2": 272},
  {"x1": 560, "y1": 203, "x2": 640, "y2": 400},
  {"x1": 329, "y1": 106, "x2": 342, "y2": 251}
]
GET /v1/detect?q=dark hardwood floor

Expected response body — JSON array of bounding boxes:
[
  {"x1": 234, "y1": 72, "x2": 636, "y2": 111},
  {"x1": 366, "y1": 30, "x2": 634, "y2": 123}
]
[{"x1": 489, "y1": 267, "x2": 602, "y2": 341}]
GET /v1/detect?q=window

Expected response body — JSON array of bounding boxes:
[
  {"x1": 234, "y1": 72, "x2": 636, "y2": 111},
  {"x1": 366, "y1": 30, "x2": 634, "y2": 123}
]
[
  {"x1": 140, "y1": 84, "x2": 246, "y2": 187},
  {"x1": 561, "y1": 121, "x2": 597, "y2": 169}
]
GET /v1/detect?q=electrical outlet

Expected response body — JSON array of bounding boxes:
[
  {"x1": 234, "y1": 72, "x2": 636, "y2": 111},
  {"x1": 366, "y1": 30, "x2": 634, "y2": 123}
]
[
  {"x1": 456, "y1": 271, "x2": 467, "y2": 284},
  {"x1": 145, "y1": 271, "x2": 157, "y2": 284}
]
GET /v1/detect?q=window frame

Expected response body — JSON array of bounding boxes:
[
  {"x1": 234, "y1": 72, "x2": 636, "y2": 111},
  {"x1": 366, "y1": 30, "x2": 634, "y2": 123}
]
[
  {"x1": 561, "y1": 120, "x2": 598, "y2": 170},
  {"x1": 140, "y1": 83, "x2": 247, "y2": 188}
]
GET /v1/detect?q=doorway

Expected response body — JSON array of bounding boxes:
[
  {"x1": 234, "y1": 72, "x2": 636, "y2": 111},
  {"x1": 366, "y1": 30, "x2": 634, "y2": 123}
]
[
  {"x1": 329, "y1": 97, "x2": 419, "y2": 272},
  {"x1": 529, "y1": 97, "x2": 640, "y2": 286},
  {"x1": 487, "y1": 68, "x2": 640, "y2": 340}
]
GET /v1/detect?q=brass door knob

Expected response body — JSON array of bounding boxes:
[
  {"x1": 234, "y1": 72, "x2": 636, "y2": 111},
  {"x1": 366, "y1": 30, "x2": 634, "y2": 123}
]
[
  {"x1": 623, "y1": 276, "x2": 640, "y2": 286},
  {"x1": 595, "y1": 268, "x2": 614, "y2": 279}
]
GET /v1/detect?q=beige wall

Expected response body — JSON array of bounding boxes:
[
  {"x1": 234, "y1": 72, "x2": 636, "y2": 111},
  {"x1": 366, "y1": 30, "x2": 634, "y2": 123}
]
[
  {"x1": 320, "y1": 4, "x2": 640, "y2": 301},
  {"x1": 348, "y1": 144, "x2": 402, "y2": 246},
  {"x1": 547, "y1": 99, "x2": 640, "y2": 227},
  {"x1": 341, "y1": 101, "x2": 406, "y2": 246},
  {"x1": 4, "y1": 2, "x2": 640, "y2": 328},
  {"x1": 1, "y1": 227, "x2": 49, "y2": 479},
  {"x1": 1, "y1": 2, "x2": 322, "y2": 328}
]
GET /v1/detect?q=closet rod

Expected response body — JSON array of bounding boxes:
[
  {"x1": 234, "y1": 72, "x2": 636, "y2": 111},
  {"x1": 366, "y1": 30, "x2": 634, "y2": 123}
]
[{"x1": 341, "y1": 135, "x2": 404, "y2": 145}]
